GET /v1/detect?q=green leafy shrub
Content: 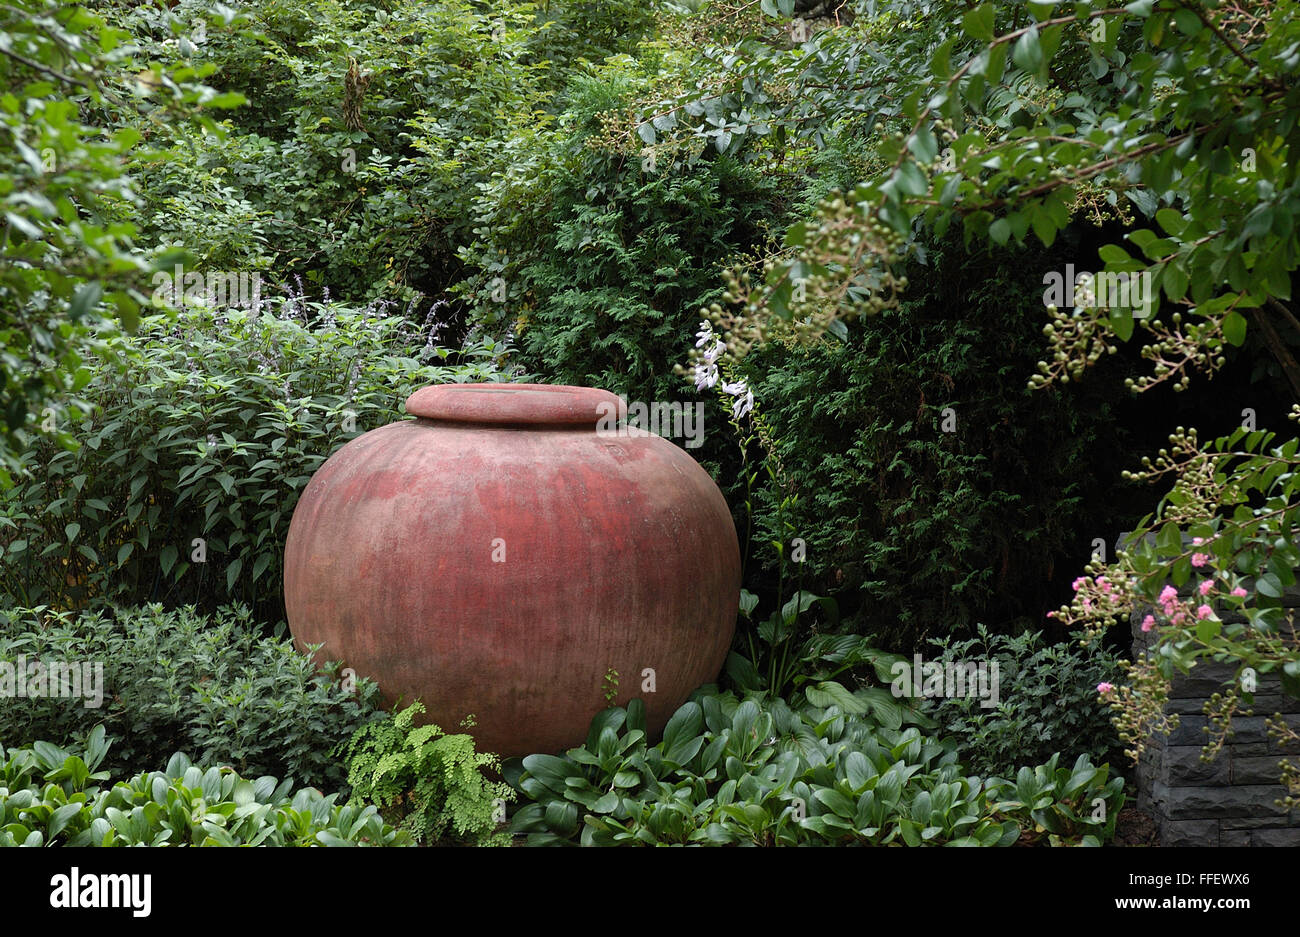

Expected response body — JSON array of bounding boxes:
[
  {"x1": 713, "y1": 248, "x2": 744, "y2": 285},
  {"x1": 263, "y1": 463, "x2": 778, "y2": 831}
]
[
  {"x1": 118, "y1": 0, "x2": 591, "y2": 306},
  {"x1": 459, "y1": 64, "x2": 787, "y2": 407},
  {"x1": 508, "y1": 690, "x2": 1124, "y2": 846},
  {"x1": 0, "y1": 603, "x2": 380, "y2": 791},
  {"x1": 519, "y1": 1, "x2": 659, "y2": 76},
  {"x1": 339, "y1": 702, "x2": 515, "y2": 846},
  {"x1": 920, "y1": 625, "x2": 1123, "y2": 779},
  {"x1": 633, "y1": 0, "x2": 1300, "y2": 774},
  {"x1": 0, "y1": 0, "x2": 244, "y2": 478},
  {"x1": 0, "y1": 726, "x2": 408, "y2": 846},
  {"x1": 0, "y1": 295, "x2": 520, "y2": 620}
]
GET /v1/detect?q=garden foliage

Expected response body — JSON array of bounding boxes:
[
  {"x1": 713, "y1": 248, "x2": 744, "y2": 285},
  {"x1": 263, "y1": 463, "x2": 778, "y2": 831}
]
[
  {"x1": 509, "y1": 691, "x2": 1124, "y2": 846},
  {"x1": 738, "y1": 234, "x2": 1139, "y2": 645},
  {"x1": 619, "y1": 0, "x2": 1300, "y2": 784},
  {"x1": 0, "y1": 603, "x2": 380, "y2": 792},
  {"x1": 8, "y1": 0, "x2": 1300, "y2": 835},
  {"x1": 921, "y1": 624, "x2": 1123, "y2": 777},
  {"x1": 339, "y1": 702, "x2": 515, "y2": 847},
  {"x1": 459, "y1": 66, "x2": 787, "y2": 406},
  {"x1": 0, "y1": 726, "x2": 407, "y2": 846},
  {"x1": 0, "y1": 0, "x2": 245, "y2": 480},
  {"x1": 0, "y1": 296, "x2": 517, "y2": 621}
]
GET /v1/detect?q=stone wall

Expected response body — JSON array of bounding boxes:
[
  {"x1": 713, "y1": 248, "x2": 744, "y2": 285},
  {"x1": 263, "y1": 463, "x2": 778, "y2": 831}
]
[{"x1": 1130, "y1": 594, "x2": 1300, "y2": 846}]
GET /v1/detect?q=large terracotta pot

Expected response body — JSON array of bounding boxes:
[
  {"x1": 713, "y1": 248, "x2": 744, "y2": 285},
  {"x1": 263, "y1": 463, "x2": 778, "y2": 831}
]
[{"x1": 284, "y1": 383, "x2": 739, "y2": 758}]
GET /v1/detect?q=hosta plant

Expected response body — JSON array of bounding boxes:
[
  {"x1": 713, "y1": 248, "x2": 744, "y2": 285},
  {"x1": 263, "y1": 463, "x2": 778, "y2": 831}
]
[
  {"x1": 728, "y1": 589, "x2": 935, "y2": 730},
  {"x1": 0, "y1": 727, "x2": 409, "y2": 846},
  {"x1": 987, "y1": 753, "x2": 1125, "y2": 847},
  {"x1": 507, "y1": 689, "x2": 1124, "y2": 846}
]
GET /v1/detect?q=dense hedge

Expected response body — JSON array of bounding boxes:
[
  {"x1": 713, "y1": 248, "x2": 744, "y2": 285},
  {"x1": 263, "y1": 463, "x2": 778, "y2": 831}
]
[{"x1": 738, "y1": 230, "x2": 1145, "y2": 648}]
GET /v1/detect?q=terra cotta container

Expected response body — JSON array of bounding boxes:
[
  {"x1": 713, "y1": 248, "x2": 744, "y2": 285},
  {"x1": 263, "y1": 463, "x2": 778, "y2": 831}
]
[{"x1": 283, "y1": 383, "x2": 739, "y2": 758}]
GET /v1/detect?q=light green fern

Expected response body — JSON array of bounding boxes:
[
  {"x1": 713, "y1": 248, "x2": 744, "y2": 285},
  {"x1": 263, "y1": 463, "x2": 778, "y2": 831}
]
[{"x1": 338, "y1": 702, "x2": 514, "y2": 846}]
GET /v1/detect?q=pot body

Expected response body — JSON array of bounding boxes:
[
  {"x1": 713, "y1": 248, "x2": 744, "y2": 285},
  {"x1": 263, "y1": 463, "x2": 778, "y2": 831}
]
[{"x1": 284, "y1": 384, "x2": 739, "y2": 758}]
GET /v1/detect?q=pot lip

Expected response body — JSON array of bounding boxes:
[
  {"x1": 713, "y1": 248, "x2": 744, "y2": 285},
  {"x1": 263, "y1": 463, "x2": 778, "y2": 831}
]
[{"x1": 404, "y1": 383, "x2": 628, "y2": 426}]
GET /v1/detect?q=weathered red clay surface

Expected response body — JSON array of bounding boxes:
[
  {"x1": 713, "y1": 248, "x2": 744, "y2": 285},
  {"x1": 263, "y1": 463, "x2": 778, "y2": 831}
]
[{"x1": 284, "y1": 383, "x2": 739, "y2": 758}]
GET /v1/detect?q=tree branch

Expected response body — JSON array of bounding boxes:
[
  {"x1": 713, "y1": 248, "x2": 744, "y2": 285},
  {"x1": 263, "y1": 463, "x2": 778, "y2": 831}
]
[{"x1": 1250, "y1": 304, "x2": 1300, "y2": 400}]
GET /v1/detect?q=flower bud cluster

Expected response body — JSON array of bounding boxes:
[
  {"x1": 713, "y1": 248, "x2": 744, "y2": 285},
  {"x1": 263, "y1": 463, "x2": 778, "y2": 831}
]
[
  {"x1": 1124, "y1": 311, "x2": 1227, "y2": 394},
  {"x1": 709, "y1": 190, "x2": 909, "y2": 365},
  {"x1": 1121, "y1": 427, "x2": 1221, "y2": 526},
  {"x1": 1027, "y1": 304, "x2": 1116, "y2": 389}
]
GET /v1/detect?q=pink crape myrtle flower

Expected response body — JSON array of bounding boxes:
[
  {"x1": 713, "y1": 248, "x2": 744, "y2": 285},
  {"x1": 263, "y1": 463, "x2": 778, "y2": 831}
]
[
  {"x1": 1157, "y1": 584, "x2": 1181, "y2": 619},
  {"x1": 1198, "y1": 579, "x2": 1214, "y2": 596},
  {"x1": 1191, "y1": 553, "x2": 1210, "y2": 567},
  {"x1": 1196, "y1": 604, "x2": 1213, "y2": 620},
  {"x1": 1097, "y1": 682, "x2": 1115, "y2": 694},
  {"x1": 1231, "y1": 587, "x2": 1248, "y2": 598},
  {"x1": 1141, "y1": 614, "x2": 1155, "y2": 632}
]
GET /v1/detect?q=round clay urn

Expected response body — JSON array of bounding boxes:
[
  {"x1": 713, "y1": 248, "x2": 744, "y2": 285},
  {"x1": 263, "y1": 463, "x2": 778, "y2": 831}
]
[{"x1": 283, "y1": 383, "x2": 739, "y2": 758}]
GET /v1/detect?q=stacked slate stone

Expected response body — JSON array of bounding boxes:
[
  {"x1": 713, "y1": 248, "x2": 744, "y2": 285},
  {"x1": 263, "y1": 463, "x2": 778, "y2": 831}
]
[{"x1": 1130, "y1": 585, "x2": 1300, "y2": 846}]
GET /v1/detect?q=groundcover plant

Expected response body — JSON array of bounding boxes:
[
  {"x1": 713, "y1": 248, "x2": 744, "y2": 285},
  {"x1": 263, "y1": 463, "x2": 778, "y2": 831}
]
[{"x1": 2, "y1": 0, "x2": 1298, "y2": 852}]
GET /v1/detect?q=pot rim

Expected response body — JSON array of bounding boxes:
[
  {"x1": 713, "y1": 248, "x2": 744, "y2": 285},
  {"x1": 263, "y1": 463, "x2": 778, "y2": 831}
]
[{"x1": 404, "y1": 383, "x2": 628, "y2": 426}]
